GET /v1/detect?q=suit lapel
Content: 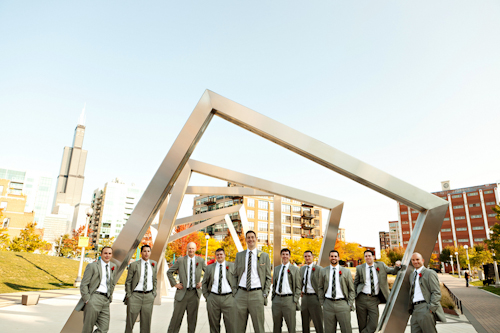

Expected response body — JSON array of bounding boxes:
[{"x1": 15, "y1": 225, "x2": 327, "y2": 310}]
[{"x1": 97, "y1": 260, "x2": 102, "y2": 281}]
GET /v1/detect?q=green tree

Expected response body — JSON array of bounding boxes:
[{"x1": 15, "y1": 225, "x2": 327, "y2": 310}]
[
  {"x1": 10, "y1": 222, "x2": 50, "y2": 253},
  {"x1": 439, "y1": 247, "x2": 453, "y2": 264},
  {"x1": 387, "y1": 247, "x2": 405, "y2": 265},
  {"x1": 486, "y1": 223, "x2": 500, "y2": 256},
  {"x1": 469, "y1": 243, "x2": 493, "y2": 269},
  {"x1": 0, "y1": 228, "x2": 10, "y2": 250},
  {"x1": 54, "y1": 234, "x2": 74, "y2": 257}
]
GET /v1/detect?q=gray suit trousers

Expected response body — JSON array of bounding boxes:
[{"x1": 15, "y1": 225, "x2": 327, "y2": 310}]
[
  {"x1": 125, "y1": 292, "x2": 155, "y2": 333},
  {"x1": 82, "y1": 293, "x2": 110, "y2": 333},
  {"x1": 272, "y1": 295, "x2": 296, "y2": 333},
  {"x1": 301, "y1": 294, "x2": 323, "y2": 333},
  {"x1": 235, "y1": 289, "x2": 265, "y2": 333},
  {"x1": 411, "y1": 303, "x2": 437, "y2": 333},
  {"x1": 355, "y1": 293, "x2": 380, "y2": 333},
  {"x1": 323, "y1": 299, "x2": 352, "y2": 333},
  {"x1": 206, "y1": 293, "x2": 235, "y2": 333},
  {"x1": 167, "y1": 289, "x2": 200, "y2": 333}
]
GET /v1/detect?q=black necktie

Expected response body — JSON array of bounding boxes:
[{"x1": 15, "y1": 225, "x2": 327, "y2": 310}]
[
  {"x1": 303, "y1": 266, "x2": 309, "y2": 292},
  {"x1": 331, "y1": 268, "x2": 336, "y2": 299},
  {"x1": 246, "y1": 251, "x2": 252, "y2": 290},
  {"x1": 105, "y1": 264, "x2": 110, "y2": 297},
  {"x1": 410, "y1": 271, "x2": 418, "y2": 301},
  {"x1": 218, "y1": 263, "x2": 223, "y2": 294},
  {"x1": 278, "y1": 265, "x2": 285, "y2": 294},
  {"x1": 369, "y1": 266, "x2": 375, "y2": 295},
  {"x1": 189, "y1": 258, "x2": 193, "y2": 288}
]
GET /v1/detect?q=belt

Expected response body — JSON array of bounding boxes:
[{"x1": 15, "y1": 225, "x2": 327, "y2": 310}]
[
  {"x1": 239, "y1": 286, "x2": 262, "y2": 291},
  {"x1": 362, "y1": 292, "x2": 378, "y2": 297},
  {"x1": 94, "y1": 292, "x2": 109, "y2": 298},
  {"x1": 211, "y1": 292, "x2": 232, "y2": 296},
  {"x1": 304, "y1": 293, "x2": 317, "y2": 295},
  {"x1": 413, "y1": 300, "x2": 426, "y2": 306},
  {"x1": 276, "y1": 293, "x2": 293, "y2": 297},
  {"x1": 134, "y1": 290, "x2": 153, "y2": 294},
  {"x1": 186, "y1": 287, "x2": 197, "y2": 291},
  {"x1": 325, "y1": 297, "x2": 346, "y2": 302}
]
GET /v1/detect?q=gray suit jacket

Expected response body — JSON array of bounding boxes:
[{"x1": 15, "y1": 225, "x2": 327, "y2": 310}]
[
  {"x1": 167, "y1": 255, "x2": 206, "y2": 301},
  {"x1": 124, "y1": 259, "x2": 158, "y2": 304},
  {"x1": 233, "y1": 249, "x2": 272, "y2": 305},
  {"x1": 354, "y1": 262, "x2": 400, "y2": 303},
  {"x1": 318, "y1": 265, "x2": 355, "y2": 311},
  {"x1": 272, "y1": 264, "x2": 301, "y2": 304},
  {"x1": 299, "y1": 264, "x2": 322, "y2": 295},
  {"x1": 408, "y1": 267, "x2": 446, "y2": 322},
  {"x1": 76, "y1": 260, "x2": 117, "y2": 311},
  {"x1": 202, "y1": 261, "x2": 236, "y2": 299}
]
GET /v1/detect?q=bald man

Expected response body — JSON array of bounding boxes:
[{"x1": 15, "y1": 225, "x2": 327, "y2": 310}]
[
  {"x1": 408, "y1": 252, "x2": 446, "y2": 333},
  {"x1": 167, "y1": 242, "x2": 206, "y2": 333}
]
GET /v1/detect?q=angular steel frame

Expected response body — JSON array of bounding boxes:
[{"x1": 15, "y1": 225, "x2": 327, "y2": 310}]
[{"x1": 61, "y1": 90, "x2": 447, "y2": 333}]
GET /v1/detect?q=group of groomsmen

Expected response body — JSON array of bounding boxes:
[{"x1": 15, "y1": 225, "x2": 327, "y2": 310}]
[{"x1": 78, "y1": 230, "x2": 445, "y2": 333}]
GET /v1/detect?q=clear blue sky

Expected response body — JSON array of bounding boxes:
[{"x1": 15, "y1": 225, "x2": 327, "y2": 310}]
[{"x1": 1, "y1": 1, "x2": 499, "y2": 255}]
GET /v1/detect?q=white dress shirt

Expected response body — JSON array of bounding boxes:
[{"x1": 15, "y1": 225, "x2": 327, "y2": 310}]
[
  {"x1": 275, "y1": 262, "x2": 292, "y2": 295},
  {"x1": 239, "y1": 249, "x2": 262, "y2": 289},
  {"x1": 412, "y1": 267, "x2": 425, "y2": 303},
  {"x1": 134, "y1": 259, "x2": 153, "y2": 292},
  {"x1": 96, "y1": 260, "x2": 111, "y2": 294},
  {"x1": 325, "y1": 264, "x2": 344, "y2": 299},
  {"x1": 186, "y1": 256, "x2": 196, "y2": 288},
  {"x1": 361, "y1": 264, "x2": 380, "y2": 295},
  {"x1": 211, "y1": 261, "x2": 232, "y2": 294},
  {"x1": 303, "y1": 263, "x2": 315, "y2": 294}
]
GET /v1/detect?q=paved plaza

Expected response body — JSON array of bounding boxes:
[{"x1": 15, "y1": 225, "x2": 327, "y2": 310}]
[{"x1": 0, "y1": 283, "x2": 478, "y2": 333}]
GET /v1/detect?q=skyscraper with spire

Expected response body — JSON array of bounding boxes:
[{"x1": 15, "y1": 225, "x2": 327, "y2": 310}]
[{"x1": 52, "y1": 106, "x2": 88, "y2": 213}]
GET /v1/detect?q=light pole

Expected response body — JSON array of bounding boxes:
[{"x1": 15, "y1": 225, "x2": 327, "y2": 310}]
[
  {"x1": 450, "y1": 255, "x2": 455, "y2": 275},
  {"x1": 493, "y1": 253, "x2": 500, "y2": 286},
  {"x1": 455, "y1": 251, "x2": 461, "y2": 278},
  {"x1": 74, "y1": 207, "x2": 93, "y2": 287},
  {"x1": 205, "y1": 234, "x2": 210, "y2": 263},
  {"x1": 464, "y1": 245, "x2": 471, "y2": 275}
]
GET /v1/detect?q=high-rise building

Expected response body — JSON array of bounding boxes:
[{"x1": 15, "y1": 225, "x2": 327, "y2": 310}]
[
  {"x1": 52, "y1": 108, "x2": 87, "y2": 213},
  {"x1": 395, "y1": 182, "x2": 499, "y2": 255},
  {"x1": 192, "y1": 183, "x2": 323, "y2": 250},
  {"x1": 388, "y1": 221, "x2": 401, "y2": 249},
  {"x1": 0, "y1": 179, "x2": 39, "y2": 239},
  {"x1": 0, "y1": 168, "x2": 53, "y2": 227},
  {"x1": 337, "y1": 228, "x2": 346, "y2": 242},
  {"x1": 88, "y1": 178, "x2": 147, "y2": 250},
  {"x1": 379, "y1": 231, "x2": 390, "y2": 251}
]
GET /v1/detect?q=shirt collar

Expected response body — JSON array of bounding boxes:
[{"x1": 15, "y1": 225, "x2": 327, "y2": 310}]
[
  {"x1": 330, "y1": 264, "x2": 340, "y2": 270},
  {"x1": 282, "y1": 262, "x2": 289, "y2": 269},
  {"x1": 217, "y1": 261, "x2": 225, "y2": 267},
  {"x1": 415, "y1": 266, "x2": 424, "y2": 274},
  {"x1": 307, "y1": 263, "x2": 314, "y2": 269},
  {"x1": 367, "y1": 263, "x2": 375, "y2": 269},
  {"x1": 248, "y1": 248, "x2": 257, "y2": 256},
  {"x1": 140, "y1": 258, "x2": 149, "y2": 264}
]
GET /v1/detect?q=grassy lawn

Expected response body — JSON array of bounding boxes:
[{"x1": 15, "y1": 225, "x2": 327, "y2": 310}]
[
  {"x1": 0, "y1": 251, "x2": 126, "y2": 294},
  {"x1": 479, "y1": 286, "x2": 500, "y2": 296}
]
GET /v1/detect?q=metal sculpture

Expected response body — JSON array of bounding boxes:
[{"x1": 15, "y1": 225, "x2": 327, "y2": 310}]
[{"x1": 61, "y1": 90, "x2": 447, "y2": 333}]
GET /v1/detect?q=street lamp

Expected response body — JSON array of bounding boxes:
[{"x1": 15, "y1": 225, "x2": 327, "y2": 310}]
[
  {"x1": 450, "y1": 255, "x2": 455, "y2": 275},
  {"x1": 74, "y1": 207, "x2": 93, "y2": 287},
  {"x1": 455, "y1": 251, "x2": 461, "y2": 278},
  {"x1": 205, "y1": 234, "x2": 210, "y2": 263},
  {"x1": 464, "y1": 245, "x2": 472, "y2": 275}
]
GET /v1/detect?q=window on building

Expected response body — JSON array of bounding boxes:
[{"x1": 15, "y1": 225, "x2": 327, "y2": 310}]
[
  {"x1": 441, "y1": 228, "x2": 451, "y2": 232},
  {"x1": 2, "y1": 218, "x2": 9, "y2": 228},
  {"x1": 472, "y1": 226, "x2": 484, "y2": 230},
  {"x1": 469, "y1": 203, "x2": 481, "y2": 207},
  {"x1": 411, "y1": 210, "x2": 418, "y2": 214},
  {"x1": 402, "y1": 221, "x2": 408, "y2": 224},
  {"x1": 248, "y1": 222, "x2": 254, "y2": 230},
  {"x1": 282, "y1": 225, "x2": 291, "y2": 234},
  {"x1": 282, "y1": 235, "x2": 291, "y2": 245},
  {"x1": 270, "y1": 223, "x2": 274, "y2": 231},
  {"x1": 453, "y1": 205, "x2": 464, "y2": 209},
  {"x1": 270, "y1": 213, "x2": 274, "y2": 222},
  {"x1": 292, "y1": 205, "x2": 301, "y2": 213},
  {"x1": 247, "y1": 210, "x2": 255, "y2": 219},
  {"x1": 258, "y1": 210, "x2": 268, "y2": 221},
  {"x1": 0, "y1": 202, "x2": 7, "y2": 209},
  {"x1": 468, "y1": 192, "x2": 478, "y2": 197},
  {"x1": 0, "y1": 186, "x2": 3, "y2": 194},
  {"x1": 488, "y1": 213, "x2": 497, "y2": 217},
  {"x1": 247, "y1": 198, "x2": 255, "y2": 207},
  {"x1": 401, "y1": 211, "x2": 407, "y2": 215},
  {"x1": 484, "y1": 190, "x2": 493, "y2": 194},
  {"x1": 455, "y1": 216, "x2": 465, "y2": 220},
  {"x1": 444, "y1": 217, "x2": 450, "y2": 221},
  {"x1": 474, "y1": 238, "x2": 485, "y2": 242},
  {"x1": 452, "y1": 194, "x2": 462, "y2": 199},
  {"x1": 293, "y1": 227, "x2": 301, "y2": 235},
  {"x1": 403, "y1": 241, "x2": 409, "y2": 244},
  {"x1": 282, "y1": 198, "x2": 290, "y2": 202},
  {"x1": 258, "y1": 222, "x2": 268, "y2": 232},
  {"x1": 471, "y1": 214, "x2": 482, "y2": 219},
  {"x1": 258, "y1": 233, "x2": 268, "y2": 242},
  {"x1": 456, "y1": 227, "x2": 467, "y2": 231},
  {"x1": 390, "y1": 222, "x2": 398, "y2": 227},
  {"x1": 442, "y1": 239, "x2": 453, "y2": 243},
  {"x1": 258, "y1": 200, "x2": 268, "y2": 209},
  {"x1": 293, "y1": 216, "x2": 301, "y2": 224},
  {"x1": 225, "y1": 200, "x2": 233, "y2": 207},
  {"x1": 403, "y1": 231, "x2": 410, "y2": 234},
  {"x1": 485, "y1": 202, "x2": 495, "y2": 205},
  {"x1": 281, "y1": 214, "x2": 291, "y2": 223},
  {"x1": 282, "y1": 204, "x2": 291, "y2": 213},
  {"x1": 458, "y1": 239, "x2": 469, "y2": 242},
  {"x1": 270, "y1": 202, "x2": 274, "y2": 210}
]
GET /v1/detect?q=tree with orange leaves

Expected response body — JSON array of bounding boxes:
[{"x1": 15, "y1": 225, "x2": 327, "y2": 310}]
[{"x1": 165, "y1": 224, "x2": 203, "y2": 262}]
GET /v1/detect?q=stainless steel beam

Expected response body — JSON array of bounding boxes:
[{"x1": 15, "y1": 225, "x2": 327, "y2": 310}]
[
  {"x1": 185, "y1": 186, "x2": 270, "y2": 196},
  {"x1": 174, "y1": 205, "x2": 243, "y2": 226},
  {"x1": 167, "y1": 215, "x2": 225, "y2": 242}
]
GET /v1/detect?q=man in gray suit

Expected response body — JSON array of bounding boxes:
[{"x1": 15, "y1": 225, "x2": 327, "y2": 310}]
[
  {"x1": 233, "y1": 230, "x2": 272, "y2": 333},
  {"x1": 318, "y1": 250, "x2": 355, "y2": 333},
  {"x1": 76, "y1": 246, "x2": 117, "y2": 333},
  {"x1": 167, "y1": 242, "x2": 206, "y2": 333},
  {"x1": 202, "y1": 248, "x2": 236, "y2": 333},
  {"x1": 272, "y1": 248, "x2": 301, "y2": 333},
  {"x1": 354, "y1": 250, "x2": 401, "y2": 333},
  {"x1": 408, "y1": 252, "x2": 446, "y2": 333},
  {"x1": 124, "y1": 244, "x2": 158, "y2": 333},
  {"x1": 300, "y1": 250, "x2": 323, "y2": 333}
]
